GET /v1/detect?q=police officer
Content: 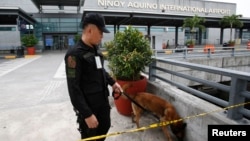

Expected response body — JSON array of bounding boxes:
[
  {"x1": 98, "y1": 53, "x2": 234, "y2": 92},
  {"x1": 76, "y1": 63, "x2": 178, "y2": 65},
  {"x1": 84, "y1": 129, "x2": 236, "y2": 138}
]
[{"x1": 64, "y1": 13, "x2": 122, "y2": 141}]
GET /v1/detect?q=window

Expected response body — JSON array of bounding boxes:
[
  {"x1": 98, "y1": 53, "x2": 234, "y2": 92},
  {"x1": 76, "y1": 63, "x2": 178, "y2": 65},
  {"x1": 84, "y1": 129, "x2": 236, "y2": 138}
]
[{"x1": 0, "y1": 27, "x2": 16, "y2": 31}]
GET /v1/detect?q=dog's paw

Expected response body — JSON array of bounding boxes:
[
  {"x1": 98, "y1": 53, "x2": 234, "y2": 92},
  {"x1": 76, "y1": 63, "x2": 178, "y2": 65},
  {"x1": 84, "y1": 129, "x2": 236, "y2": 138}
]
[{"x1": 131, "y1": 114, "x2": 136, "y2": 123}]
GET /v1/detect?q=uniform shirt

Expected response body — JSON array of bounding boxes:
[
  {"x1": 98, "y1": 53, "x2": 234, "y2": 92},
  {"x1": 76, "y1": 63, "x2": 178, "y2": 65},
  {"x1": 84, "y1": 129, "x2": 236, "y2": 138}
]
[{"x1": 64, "y1": 39, "x2": 115, "y2": 118}]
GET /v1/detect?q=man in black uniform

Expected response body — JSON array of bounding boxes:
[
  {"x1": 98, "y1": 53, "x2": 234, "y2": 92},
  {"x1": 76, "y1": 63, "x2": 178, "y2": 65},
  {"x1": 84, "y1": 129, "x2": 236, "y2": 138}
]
[{"x1": 64, "y1": 13, "x2": 122, "y2": 141}]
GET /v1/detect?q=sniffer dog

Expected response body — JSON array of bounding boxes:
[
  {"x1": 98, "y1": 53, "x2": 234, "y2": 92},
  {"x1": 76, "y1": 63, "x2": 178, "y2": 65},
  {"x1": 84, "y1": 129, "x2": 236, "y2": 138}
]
[{"x1": 121, "y1": 83, "x2": 186, "y2": 141}]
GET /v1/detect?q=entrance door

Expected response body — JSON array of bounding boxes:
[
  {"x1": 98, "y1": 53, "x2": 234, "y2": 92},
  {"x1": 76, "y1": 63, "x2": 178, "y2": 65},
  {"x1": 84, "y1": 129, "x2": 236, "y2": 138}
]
[{"x1": 44, "y1": 34, "x2": 75, "y2": 50}]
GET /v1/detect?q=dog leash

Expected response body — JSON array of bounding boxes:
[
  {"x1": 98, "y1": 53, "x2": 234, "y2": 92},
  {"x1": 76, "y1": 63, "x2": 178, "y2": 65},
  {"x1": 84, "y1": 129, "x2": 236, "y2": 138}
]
[{"x1": 112, "y1": 91, "x2": 160, "y2": 121}]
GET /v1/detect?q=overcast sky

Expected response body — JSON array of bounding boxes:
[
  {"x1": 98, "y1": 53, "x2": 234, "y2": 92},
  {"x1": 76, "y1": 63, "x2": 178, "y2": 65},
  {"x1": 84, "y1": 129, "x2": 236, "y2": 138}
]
[{"x1": 207, "y1": 0, "x2": 250, "y2": 17}]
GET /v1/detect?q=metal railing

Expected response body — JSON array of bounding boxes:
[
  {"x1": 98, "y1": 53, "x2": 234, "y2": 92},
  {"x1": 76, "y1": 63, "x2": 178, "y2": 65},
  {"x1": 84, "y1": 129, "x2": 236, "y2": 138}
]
[
  {"x1": 153, "y1": 46, "x2": 250, "y2": 59},
  {"x1": 148, "y1": 57, "x2": 250, "y2": 120}
]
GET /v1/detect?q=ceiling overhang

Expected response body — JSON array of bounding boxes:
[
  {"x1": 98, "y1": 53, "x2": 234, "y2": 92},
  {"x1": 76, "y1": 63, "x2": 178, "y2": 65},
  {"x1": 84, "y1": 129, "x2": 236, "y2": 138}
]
[
  {"x1": 82, "y1": 10, "x2": 250, "y2": 29},
  {"x1": 31, "y1": 0, "x2": 84, "y2": 13},
  {"x1": 0, "y1": 7, "x2": 36, "y2": 25}
]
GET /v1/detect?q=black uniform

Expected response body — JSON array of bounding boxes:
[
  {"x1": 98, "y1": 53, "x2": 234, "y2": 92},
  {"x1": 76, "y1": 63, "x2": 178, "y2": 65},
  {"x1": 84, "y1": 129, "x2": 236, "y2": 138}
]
[{"x1": 64, "y1": 39, "x2": 115, "y2": 140}]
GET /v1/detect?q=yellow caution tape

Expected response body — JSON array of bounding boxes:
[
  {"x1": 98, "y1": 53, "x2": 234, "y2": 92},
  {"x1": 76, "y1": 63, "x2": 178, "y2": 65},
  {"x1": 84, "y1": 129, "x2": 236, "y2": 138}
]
[
  {"x1": 80, "y1": 102, "x2": 250, "y2": 141},
  {"x1": 4, "y1": 56, "x2": 16, "y2": 59}
]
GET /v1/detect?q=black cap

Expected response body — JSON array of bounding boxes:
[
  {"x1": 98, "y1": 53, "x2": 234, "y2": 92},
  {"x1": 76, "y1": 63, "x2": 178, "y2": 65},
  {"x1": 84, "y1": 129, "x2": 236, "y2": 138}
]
[{"x1": 81, "y1": 13, "x2": 110, "y2": 33}]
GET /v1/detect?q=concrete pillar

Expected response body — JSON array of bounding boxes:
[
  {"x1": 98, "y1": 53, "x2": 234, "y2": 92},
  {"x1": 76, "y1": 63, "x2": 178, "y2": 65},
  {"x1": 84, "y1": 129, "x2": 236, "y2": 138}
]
[
  {"x1": 199, "y1": 28, "x2": 202, "y2": 45},
  {"x1": 114, "y1": 24, "x2": 117, "y2": 34},
  {"x1": 220, "y1": 28, "x2": 224, "y2": 44},
  {"x1": 147, "y1": 25, "x2": 151, "y2": 36},
  {"x1": 239, "y1": 28, "x2": 243, "y2": 43},
  {"x1": 175, "y1": 26, "x2": 178, "y2": 46}
]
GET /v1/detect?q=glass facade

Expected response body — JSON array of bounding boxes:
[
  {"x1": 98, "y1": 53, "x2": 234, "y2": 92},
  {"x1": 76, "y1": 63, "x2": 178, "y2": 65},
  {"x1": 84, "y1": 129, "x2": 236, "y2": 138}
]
[
  {"x1": 32, "y1": 15, "x2": 82, "y2": 50},
  {"x1": 34, "y1": 17, "x2": 81, "y2": 34},
  {"x1": 32, "y1": 14, "x2": 186, "y2": 50},
  {"x1": 23, "y1": 13, "x2": 250, "y2": 50}
]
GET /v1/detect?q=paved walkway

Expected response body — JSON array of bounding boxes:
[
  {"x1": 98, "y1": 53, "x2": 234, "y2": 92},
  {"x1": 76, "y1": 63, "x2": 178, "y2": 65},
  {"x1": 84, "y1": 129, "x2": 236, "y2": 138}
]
[{"x1": 0, "y1": 50, "x2": 166, "y2": 141}]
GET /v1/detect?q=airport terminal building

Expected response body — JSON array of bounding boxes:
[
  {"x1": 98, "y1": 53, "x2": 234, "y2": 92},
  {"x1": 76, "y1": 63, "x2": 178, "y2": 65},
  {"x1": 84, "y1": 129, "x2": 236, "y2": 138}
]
[{"x1": 0, "y1": 0, "x2": 250, "y2": 51}]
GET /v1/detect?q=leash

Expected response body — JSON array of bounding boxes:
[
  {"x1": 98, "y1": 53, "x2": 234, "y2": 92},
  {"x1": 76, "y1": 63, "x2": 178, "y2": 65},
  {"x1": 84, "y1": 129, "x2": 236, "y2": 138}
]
[{"x1": 112, "y1": 91, "x2": 160, "y2": 121}]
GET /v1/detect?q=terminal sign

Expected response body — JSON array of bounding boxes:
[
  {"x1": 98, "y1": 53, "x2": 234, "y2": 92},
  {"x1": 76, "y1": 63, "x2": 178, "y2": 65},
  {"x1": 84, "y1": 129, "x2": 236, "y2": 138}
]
[{"x1": 98, "y1": 0, "x2": 231, "y2": 15}]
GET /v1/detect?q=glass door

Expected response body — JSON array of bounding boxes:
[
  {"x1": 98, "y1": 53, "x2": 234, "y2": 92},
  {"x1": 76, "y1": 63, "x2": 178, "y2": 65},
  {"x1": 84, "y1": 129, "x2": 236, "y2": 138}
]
[{"x1": 44, "y1": 34, "x2": 75, "y2": 50}]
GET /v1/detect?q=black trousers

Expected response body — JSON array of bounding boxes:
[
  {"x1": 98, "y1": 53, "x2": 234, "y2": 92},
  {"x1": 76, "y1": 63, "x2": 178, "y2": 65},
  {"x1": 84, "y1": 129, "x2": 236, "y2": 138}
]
[{"x1": 76, "y1": 104, "x2": 111, "y2": 141}]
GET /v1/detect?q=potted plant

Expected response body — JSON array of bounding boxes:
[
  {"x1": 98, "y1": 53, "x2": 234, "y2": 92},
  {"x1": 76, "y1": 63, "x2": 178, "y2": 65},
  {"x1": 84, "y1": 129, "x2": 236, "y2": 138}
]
[
  {"x1": 219, "y1": 14, "x2": 243, "y2": 45},
  {"x1": 21, "y1": 34, "x2": 38, "y2": 55},
  {"x1": 182, "y1": 14, "x2": 205, "y2": 50},
  {"x1": 228, "y1": 40, "x2": 235, "y2": 47},
  {"x1": 104, "y1": 26, "x2": 153, "y2": 116},
  {"x1": 185, "y1": 39, "x2": 195, "y2": 46}
]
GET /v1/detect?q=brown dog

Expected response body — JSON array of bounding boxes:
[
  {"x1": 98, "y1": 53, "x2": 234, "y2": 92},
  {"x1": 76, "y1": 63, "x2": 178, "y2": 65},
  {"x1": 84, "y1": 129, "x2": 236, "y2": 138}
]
[{"x1": 122, "y1": 83, "x2": 186, "y2": 141}]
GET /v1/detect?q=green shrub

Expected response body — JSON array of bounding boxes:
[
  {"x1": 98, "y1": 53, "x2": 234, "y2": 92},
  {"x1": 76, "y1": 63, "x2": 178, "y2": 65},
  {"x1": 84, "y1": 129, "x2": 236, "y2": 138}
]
[{"x1": 104, "y1": 26, "x2": 153, "y2": 81}]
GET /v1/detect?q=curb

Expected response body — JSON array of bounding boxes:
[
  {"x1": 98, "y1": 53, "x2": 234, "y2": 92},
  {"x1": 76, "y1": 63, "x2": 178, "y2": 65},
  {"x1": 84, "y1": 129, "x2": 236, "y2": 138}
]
[
  {"x1": 5, "y1": 55, "x2": 17, "y2": 59},
  {"x1": 0, "y1": 55, "x2": 16, "y2": 59},
  {"x1": 0, "y1": 55, "x2": 28, "y2": 59}
]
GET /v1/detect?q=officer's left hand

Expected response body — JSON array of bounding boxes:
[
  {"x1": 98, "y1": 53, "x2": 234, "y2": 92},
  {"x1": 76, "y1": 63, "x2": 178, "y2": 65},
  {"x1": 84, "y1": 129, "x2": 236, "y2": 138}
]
[{"x1": 112, "y1": 82, "x2": 123, "y2": 94}]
